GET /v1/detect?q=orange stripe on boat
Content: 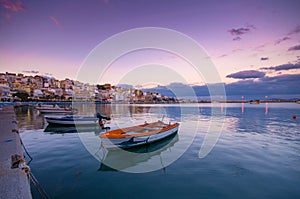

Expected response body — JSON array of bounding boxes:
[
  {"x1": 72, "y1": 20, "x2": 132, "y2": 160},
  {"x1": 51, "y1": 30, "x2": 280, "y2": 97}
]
[{"x1": 99, "y1": 121, "x2": 179, "y2": 139}]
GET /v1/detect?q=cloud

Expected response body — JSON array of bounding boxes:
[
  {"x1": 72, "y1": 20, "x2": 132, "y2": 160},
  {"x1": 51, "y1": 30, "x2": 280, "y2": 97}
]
[
  {"x1": 228, "y1": 24, "x2": 255, "y2": 41},
  {"x1": 22, "y1": 70, "x2": 39, "y2": 74},
  {"x1": 274, "y1": 36, "x2": 290, "y2": 45},
  {"x1": 233, "y1": 36, "x2": 241, "y2": 41},
  {"x1": 0, "y1": 0, "x2": 26, "y2": 20},
  {"x1": 218, "y1": 54, "x2": 227, "y2": 58},
  {"x1": 226, "y1": 70, "x2": 265, "y2": 79},
  {"x1": 260, "y1": 57, "x2": 269, "y2": 61},
  {"x1": 260, "y1": 63, "x2": 300, "y2": 71},
  {"x1": 144, "y1": 73, "x2": 300, "y2": 97},
  {"x1": 228, "y1": 27, "x2": 250, "y2": 36},
  {"x1": 288, "y1": 45, "x2": 300, "y2": 51},
  {"x1": 288, "y1": 25, "x2": 300, "y2": 36},
  {"x1": 254, "y1": 43, "x2": 268, "y2": 51},
  {"x1": 225, "y1": 74, "x2": 300, "y2": 96},
  {"x1": 0, "y1": 0, "x2": 26, "y2": 12},
  {"x1": 232, "y1": 48, "x2": 243, "y2": 53},
  {"x1": 245, "y1": 23, "x2": 256, "y2": 30},
  {"x1": 49, "y1": 16, "x2": 61, "y2": 28}
]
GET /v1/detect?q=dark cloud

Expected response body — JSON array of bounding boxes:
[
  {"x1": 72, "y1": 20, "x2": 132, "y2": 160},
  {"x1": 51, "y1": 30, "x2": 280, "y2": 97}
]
[
  {"x1": 233, "y1": 36, "x2": 241, "y2": 41},
  {"x1": 260, "y1": 63, "x2": 300, "y2": 71},
  {"x1": 274, "y1": 37, "x2": 290, "y2": 45},
  {"x1": 260, "y1": 57, "x2": 269, "y2": 61},
  {"x1": 288, "y1": 45, "x2": 300, "y2": 51},
  {"x1": 144, "y1": 73, "x2": 300, "y2": 97},
  {"x1": 246, "y1": 24, "x2": 256, "y2": 30},
  {"x1": 225, "y1": 74, "x2": 300, "y2": 96},
  {"x1": 228, "y1": 24, "x2": 255, "y2": 41},
  {"x1": 228, "y1": 27, "x2": 250, "y2": 36},
  {"x1": 288, "y1": 25, "x2": 300, "y2": 36},
  {"x1": 226, "y1": 70, "x2": 265, "y2": 79}
]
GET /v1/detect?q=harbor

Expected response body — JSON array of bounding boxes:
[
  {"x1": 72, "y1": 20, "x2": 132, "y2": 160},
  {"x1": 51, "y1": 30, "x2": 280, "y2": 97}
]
[
  {"x1": 1, "y1": 103, "x2": 298, "y2": 198},
  {"x1": 1, "y1": 0, "x2": 300, "y2": 198}
]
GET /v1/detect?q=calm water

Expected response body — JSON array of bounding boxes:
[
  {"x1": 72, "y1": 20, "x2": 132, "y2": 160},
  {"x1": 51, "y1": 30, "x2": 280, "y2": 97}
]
[{"x1": 16, "y1": 103, "x2": 300, "y2": 199}]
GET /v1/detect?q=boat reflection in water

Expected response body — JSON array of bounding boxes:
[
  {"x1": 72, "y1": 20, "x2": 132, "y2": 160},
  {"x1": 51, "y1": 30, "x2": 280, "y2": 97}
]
[
  {"x1": 44, "y1": 124, "x2": 103, "y2": 135},
  {"x1": 97, "y1": 133, "x2": 179, "y2": 172}
]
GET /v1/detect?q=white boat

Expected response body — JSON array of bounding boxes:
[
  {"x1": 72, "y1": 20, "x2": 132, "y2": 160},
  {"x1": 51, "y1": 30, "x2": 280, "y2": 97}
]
[
  {"x1": 36, "y1": 104, "x2": 75, "y2": 114},
  {"x1": 249, "y1": 100, "x2": 260, "y2": 104},
  {"x1": 45, "y1": 115, "x2": 99, "y2": 125},
  {"x1": 296, "y1": 100, "x2": 300, "y2": 104},
  {"x1": 99, "y1": 120, "x2": 179, "y2": 149}
]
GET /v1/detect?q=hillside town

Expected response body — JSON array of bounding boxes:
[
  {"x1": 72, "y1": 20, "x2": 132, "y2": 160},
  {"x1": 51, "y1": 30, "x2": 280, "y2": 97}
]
[{"x1": 0, "y1": 72, "x2": 177, "y2": 103}]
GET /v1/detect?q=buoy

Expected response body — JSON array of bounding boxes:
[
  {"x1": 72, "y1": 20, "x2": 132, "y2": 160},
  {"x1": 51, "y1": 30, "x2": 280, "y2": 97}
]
[{"x1": 293, "y1": 114, "x2": 297, "y2": 120}]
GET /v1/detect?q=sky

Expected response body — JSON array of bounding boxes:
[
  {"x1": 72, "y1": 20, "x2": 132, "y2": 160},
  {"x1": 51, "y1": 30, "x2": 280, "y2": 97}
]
[{"x1": 0, "y1": 0, "x2": 300, "y2": 95}]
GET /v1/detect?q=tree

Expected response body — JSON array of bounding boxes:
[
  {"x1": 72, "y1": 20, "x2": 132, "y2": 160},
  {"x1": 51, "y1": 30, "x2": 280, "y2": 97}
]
[
  {"x1": 96, "y1": 84, "x2": 106, "y2": 90},
  {"x1": 12, "y1": 92, "x2": 29, "y2": 102}
]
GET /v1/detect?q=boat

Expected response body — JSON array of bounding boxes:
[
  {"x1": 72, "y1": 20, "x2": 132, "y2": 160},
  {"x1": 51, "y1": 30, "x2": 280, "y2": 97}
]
[
  {"x1": 36, "y1": 104, "x2": 76, "y2": 114},
  {"x1": 44, "y1": 113, "x2": 110, "y2": 126},
  {"x1": 34, "y1": 104, "x2": 53, "y2": 109},
  {"x1": 99, "y1": 120, "x2": 179, "y2": 149},
  {"x1": 249, "y1": 100, "x2": 260, "y2": 104},
  {"x1": 45, "y1": 115, "x2": 99, "y2": 125},
  {"x1": 296, "y1": 100, "x2": 300, "y2": 104}
]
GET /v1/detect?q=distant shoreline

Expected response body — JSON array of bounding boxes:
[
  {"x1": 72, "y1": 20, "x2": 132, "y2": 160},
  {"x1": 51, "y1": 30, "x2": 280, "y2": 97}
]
[{"x1": 1, "y1": 99, "x2": 299, "y2": 106}]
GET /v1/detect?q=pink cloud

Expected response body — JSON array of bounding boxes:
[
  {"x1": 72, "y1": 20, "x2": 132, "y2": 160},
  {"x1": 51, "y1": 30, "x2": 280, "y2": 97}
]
[
  {"x1": 49, "y1": 16, "x2": 62, "y2": 28},
  {"x1": 0, "y1": 0, "x2": 26, "y2": 12}
]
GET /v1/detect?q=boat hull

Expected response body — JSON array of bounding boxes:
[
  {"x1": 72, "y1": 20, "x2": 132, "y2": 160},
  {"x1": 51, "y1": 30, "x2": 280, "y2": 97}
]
[
  {"x1": 40, "y1": 109, "x2": 73, "y2": 114},
  {"x1": 100, "y1": 124, "x2": 179, "y2": 149},
  {"x1": 45, "y1": 116, "x2": 99, "y2": 126}
]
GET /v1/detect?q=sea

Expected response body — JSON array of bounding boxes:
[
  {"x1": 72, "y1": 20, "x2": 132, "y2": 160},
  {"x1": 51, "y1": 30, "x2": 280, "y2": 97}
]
[{"x1": 16, "y1": 103, "x2": 300, "y2": 199}]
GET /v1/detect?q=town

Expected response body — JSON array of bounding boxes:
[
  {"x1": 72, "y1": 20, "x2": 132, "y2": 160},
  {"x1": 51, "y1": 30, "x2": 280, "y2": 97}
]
[{"x1": 0, "y1": 72, "x2": 178, "y2": 103}]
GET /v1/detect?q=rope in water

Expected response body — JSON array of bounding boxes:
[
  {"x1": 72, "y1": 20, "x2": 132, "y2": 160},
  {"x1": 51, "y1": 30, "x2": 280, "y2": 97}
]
[
  {"x1": 28, "y1": 172, "x2": 51, "y2": 199},
  {"x1": 20, "y1": 138, "x2": 33, "y2": 163},
  {"x1": 19, "y1": 134, "x2": 50, "y2": 199}
]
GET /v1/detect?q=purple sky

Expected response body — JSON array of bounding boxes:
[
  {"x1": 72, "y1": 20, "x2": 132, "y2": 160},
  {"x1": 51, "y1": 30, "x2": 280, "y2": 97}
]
[{"x1": 0, "y1": 0, "x2": 300, "y2": 87}]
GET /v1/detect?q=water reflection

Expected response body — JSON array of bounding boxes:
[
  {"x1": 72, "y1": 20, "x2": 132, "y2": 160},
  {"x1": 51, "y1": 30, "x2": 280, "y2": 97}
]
[
  {"x1": 97, "y1": 133, "x2": 179, "y2": 172},
  {"x1": 44, "y1": 124, "x2": 103, "y2": 135},
  {"x1": 14, "y1": 106, "x2": 45, "y2": 130}
]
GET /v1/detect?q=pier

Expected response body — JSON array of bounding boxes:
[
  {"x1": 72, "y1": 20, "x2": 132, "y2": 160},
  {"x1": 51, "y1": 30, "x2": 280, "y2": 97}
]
[{"x1": 0, "y1": 106, "x2": 32, "y2": 199}]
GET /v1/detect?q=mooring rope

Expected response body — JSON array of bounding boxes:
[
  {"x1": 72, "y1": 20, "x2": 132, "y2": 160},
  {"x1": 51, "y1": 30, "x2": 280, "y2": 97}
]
[
  {"x1": 18, "y1": 134, "x2": 50, "y2": 198},
  {"x1": 28, "y1": 172, "x2": 51, "y2": 199},
  {"x1": 20, "y1": 138, "x2": 33, "y2": 164}
]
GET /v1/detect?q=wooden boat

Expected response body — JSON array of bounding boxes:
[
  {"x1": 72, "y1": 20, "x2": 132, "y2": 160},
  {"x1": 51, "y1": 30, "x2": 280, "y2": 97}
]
[
  {"x1": 99, "y1": 120, "x2": 179, "y2": 149},
  {"x1": 36, "y1": 104, "x2": 76, "y2": 114},
  {"x1": 45, "y1": 115, "x2": 99, "y2": 125}
]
